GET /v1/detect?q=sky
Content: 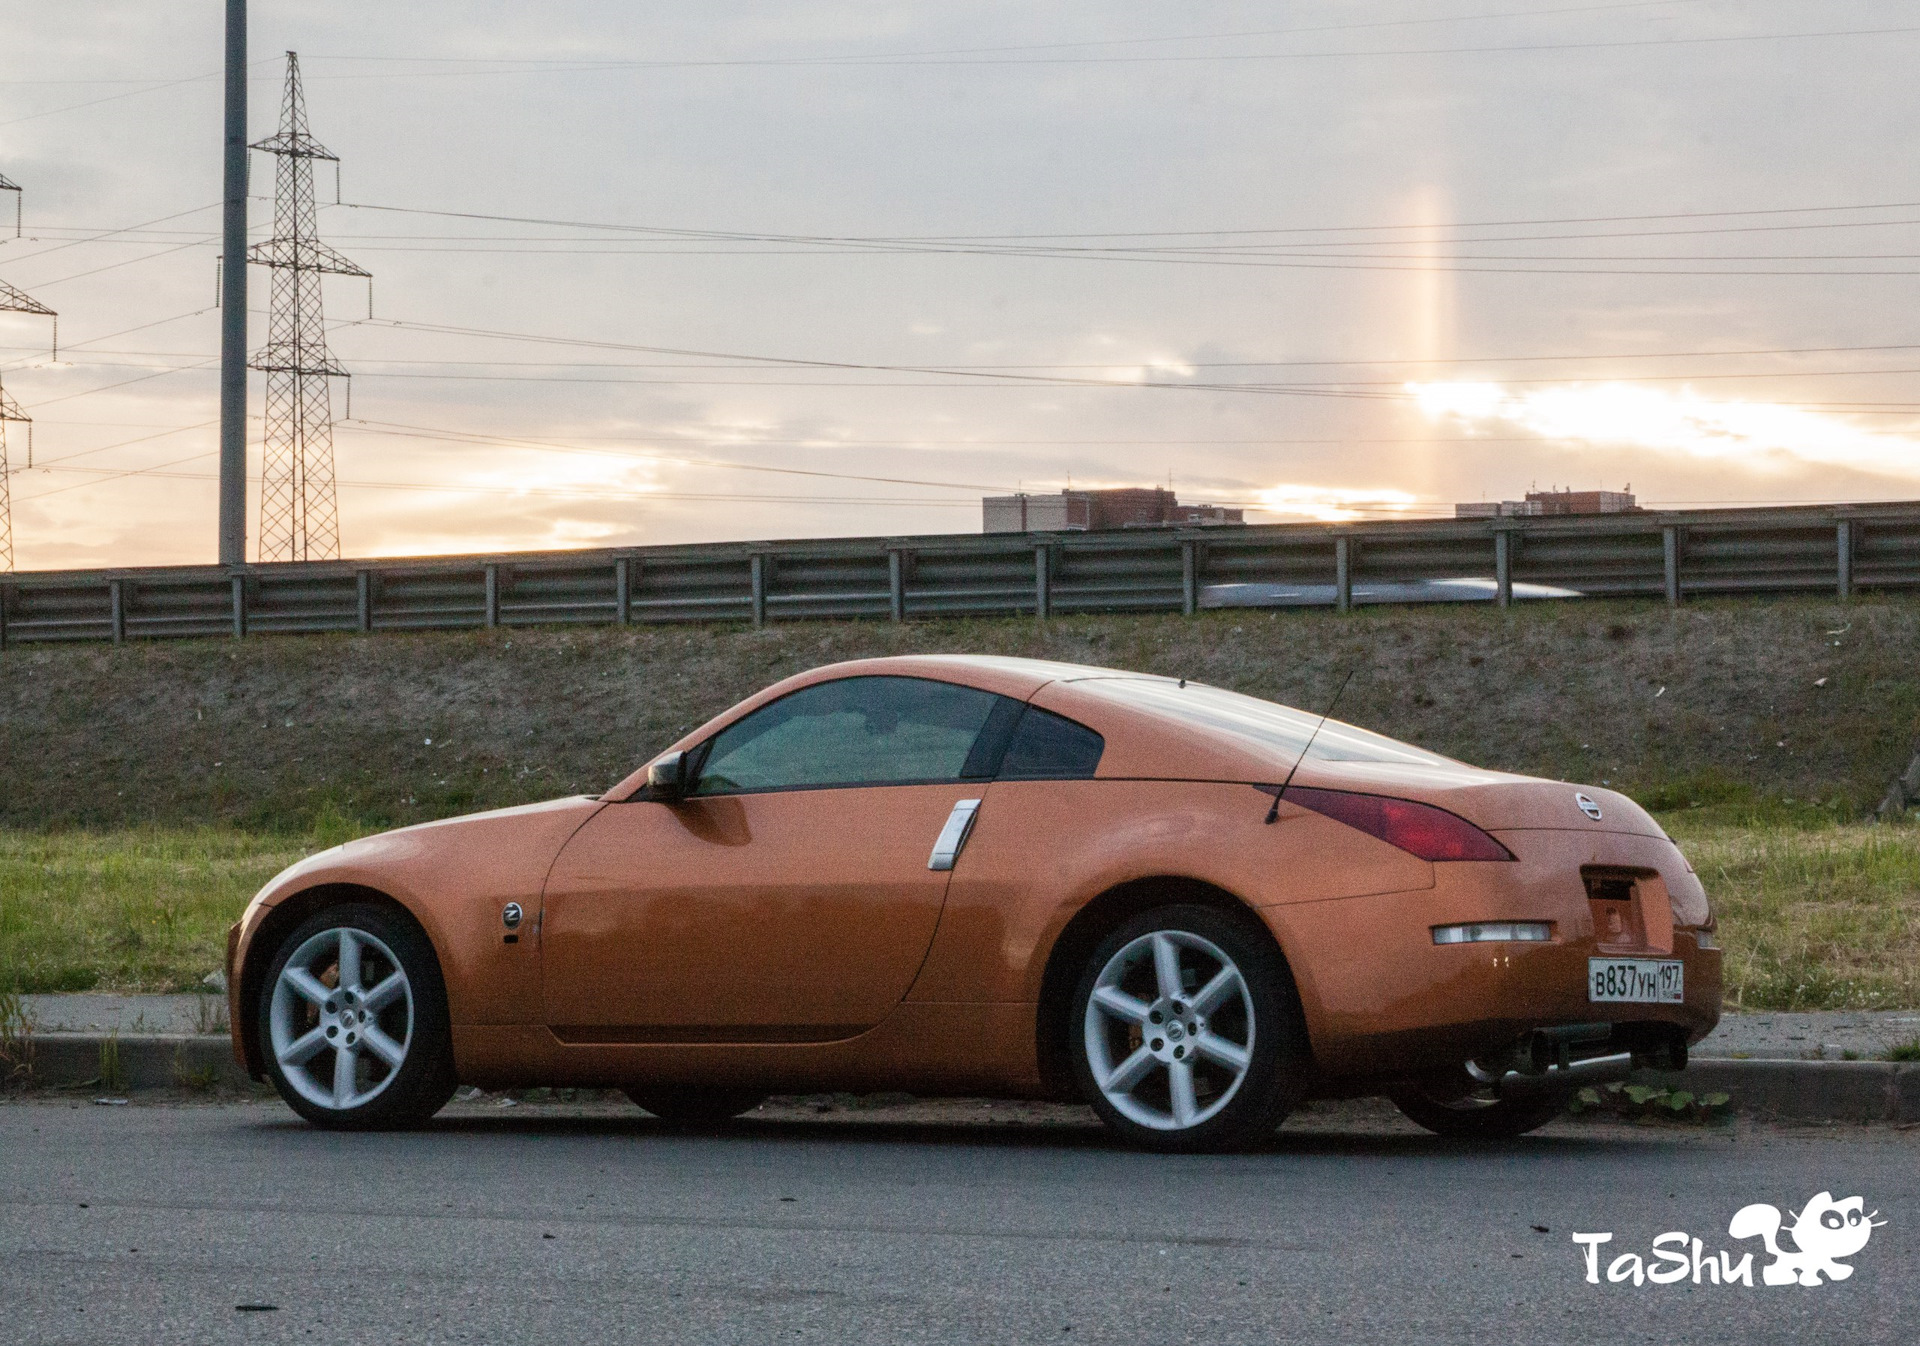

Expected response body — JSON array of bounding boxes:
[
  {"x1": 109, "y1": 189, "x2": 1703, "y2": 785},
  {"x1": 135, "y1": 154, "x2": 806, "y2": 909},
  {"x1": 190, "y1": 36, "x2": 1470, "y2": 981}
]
[{"x1": 5, "y1": 0, "x2": 1920, "y2": 569}]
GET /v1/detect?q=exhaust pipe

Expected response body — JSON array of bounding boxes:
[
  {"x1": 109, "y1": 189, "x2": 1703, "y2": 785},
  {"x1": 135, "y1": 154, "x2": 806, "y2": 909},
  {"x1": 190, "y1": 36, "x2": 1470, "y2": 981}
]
[{"x1": 1495, "y1": 1051, "x2": 1634, "y2": 1101}]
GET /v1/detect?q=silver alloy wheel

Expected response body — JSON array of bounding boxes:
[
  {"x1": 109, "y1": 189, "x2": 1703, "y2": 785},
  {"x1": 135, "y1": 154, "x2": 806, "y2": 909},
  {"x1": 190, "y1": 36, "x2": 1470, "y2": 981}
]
[
  {"x1": 1083, "y1": 929, "x2": 1255, "y2": 1131},
  {"x1": 269, "y1": 926, "x2": 414, "y2": 1111}
]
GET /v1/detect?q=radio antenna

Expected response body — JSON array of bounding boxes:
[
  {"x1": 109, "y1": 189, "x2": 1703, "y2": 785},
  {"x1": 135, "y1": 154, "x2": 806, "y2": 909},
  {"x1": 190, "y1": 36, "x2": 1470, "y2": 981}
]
[{"x1": 1264, "y1": 667, "x2": 1356, "y2": 824}]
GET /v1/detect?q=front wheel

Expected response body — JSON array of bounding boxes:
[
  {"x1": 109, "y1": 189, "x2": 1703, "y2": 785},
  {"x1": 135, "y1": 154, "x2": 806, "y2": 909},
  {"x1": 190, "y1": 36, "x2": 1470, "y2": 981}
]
[
  {"x1": 1070, "y1": 904, "x2": 1308, "y2": 1153},
  {"x1": 258, "y1": 903, "x2": 457, "y2": 1130}
]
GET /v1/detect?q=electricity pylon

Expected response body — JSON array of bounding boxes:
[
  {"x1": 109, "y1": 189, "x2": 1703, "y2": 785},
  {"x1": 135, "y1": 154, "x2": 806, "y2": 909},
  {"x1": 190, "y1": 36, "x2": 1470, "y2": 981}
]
[
  {"x1": 0, "y1": 173, "x2": 55, "y2": 574},
  {"x1": 248, "y1": 51, "x2": 367, "y2": 563}
]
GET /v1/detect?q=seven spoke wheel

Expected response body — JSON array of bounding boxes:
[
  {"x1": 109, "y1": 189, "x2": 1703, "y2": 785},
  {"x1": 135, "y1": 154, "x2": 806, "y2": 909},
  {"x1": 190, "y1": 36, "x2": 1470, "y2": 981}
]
[
  {"x1": 258, "y1": 904, "x2": 456, "y2": 1129},
  {"x1": 1071, "y1": 904, "x2": 1306, "y2": 1152}
]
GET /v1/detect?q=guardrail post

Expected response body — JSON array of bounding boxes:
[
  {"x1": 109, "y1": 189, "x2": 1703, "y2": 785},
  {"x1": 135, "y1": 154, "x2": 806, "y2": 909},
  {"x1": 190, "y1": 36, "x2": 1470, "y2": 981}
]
[
  {"x1": 1180, "y1": 540, "x2": 1198, "y2": 616},
  {"x1": 230, "y1": 574, "x2": 247, "y2": 638},
  {"x1": 1662, "y1": 526, "x2": 1681, "y2": 606},
  {"x1": 1493, "y1": 530, "x2": 1512, "y2": 609},
  {"x1": 483, "y1": 564, "x2": 500, "y2": 629},
  {"x1": 887, "y1": 549, "x2": 906, "y2": 622},
  {"x1": 1334, "y1": 536, "x2": 1352, "y2": 613},
  {"x1": 355, "y1": 570, "x2": 372, "y2": 633},
  {"x1": 109, "y1": 579, "x2": 126, "y2": 645},
  {"x1": 615, "y1": 558, "x2": 632, "y2": 625},
  {"x1": 1836, "y1": 520, "x2": 1854, "y2": 601},
  {"x1": 750, "y1": 554, "x2": 767, "y2": 628},
  {"x1": 1034, "y1": 544, "x2": 1051, "y2": 620}
]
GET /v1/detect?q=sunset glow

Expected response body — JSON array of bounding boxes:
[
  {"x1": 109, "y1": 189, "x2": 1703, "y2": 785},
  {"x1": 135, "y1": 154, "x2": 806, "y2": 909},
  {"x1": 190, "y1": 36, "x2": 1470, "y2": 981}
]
[
  {"x1": 1407, "y1": 381, "x2": 1920, "y2": 480},
  {"x1": 1256, "y1": 483, "x2": 1422, "y2": 522}
]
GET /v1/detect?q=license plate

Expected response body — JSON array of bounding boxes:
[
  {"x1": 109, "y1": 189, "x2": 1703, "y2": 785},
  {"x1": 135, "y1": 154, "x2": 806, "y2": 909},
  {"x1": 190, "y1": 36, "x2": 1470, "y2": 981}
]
[{"x1": 1588, "y1": 957, "x2": 1684, "y2": 1004}]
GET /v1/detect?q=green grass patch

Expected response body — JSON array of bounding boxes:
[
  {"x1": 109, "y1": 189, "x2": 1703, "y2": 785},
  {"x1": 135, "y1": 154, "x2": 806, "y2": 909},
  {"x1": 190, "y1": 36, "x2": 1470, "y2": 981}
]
[
  {"x1": 0, "y1": 829, "x2": 316, "y2": 993},
  {"x1": 3, "y1": 814, "x2": 1917, "y2": 1006},
  {"x1": 1664, "y1": 815, "x2": 1920, "y2": 1010}
]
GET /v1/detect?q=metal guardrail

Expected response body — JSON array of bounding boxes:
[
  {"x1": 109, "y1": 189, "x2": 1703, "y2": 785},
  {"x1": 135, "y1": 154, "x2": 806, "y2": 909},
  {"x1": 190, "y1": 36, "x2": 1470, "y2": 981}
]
[{"x1": 0, "y1": 502, "x2": 1906, "y2": 646}]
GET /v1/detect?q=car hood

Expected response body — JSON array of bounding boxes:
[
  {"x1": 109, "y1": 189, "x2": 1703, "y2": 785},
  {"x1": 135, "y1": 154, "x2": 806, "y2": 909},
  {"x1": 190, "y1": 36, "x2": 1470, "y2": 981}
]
[{"x1": 249, "y1": 796, "x2": 606, "y2": 909}]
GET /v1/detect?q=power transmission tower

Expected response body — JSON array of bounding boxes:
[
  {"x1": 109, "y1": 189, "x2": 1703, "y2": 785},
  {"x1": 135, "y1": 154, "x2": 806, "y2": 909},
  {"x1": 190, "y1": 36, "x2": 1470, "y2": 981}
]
[
  {"x1": 248, "y1": 51, "x2": 367, "y2": 563},
  {"x1": 0, "y1": 174, "x2": 55, "y2": 574}
]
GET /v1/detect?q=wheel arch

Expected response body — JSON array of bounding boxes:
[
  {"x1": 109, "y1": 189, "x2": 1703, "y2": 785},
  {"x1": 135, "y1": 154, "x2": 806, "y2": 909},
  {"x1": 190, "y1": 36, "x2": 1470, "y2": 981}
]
[
  {"x1": 1032, "y1": 876, "x2": 1310, "y2": 1098},
  {"x1": 236, "y1": 883, "x2": 441, "y2": 1080}
]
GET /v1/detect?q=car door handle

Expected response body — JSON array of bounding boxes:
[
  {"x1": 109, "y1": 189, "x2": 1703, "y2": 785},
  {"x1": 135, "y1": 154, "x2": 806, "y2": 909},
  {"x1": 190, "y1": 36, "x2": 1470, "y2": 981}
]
[{"x1": 927, "y1": 798, "x2": 982, "y2": 871}]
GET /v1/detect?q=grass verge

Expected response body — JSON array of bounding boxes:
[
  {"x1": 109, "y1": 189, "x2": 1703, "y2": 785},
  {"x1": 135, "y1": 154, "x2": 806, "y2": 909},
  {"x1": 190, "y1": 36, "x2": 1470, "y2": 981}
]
[
  {"x1": 0, "y1": 829, "x2": 314, "y2": 993},
  {"x1": 1667, "y1": 815, "x2": 1920, "y2": 1010},
  {"x1": 3, "y1": 814, "x2": 1916, "y2": 1007}
]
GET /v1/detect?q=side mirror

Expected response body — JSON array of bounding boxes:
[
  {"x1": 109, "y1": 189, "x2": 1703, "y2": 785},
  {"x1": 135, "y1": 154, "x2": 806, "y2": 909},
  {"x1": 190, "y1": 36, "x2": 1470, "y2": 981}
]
[{"x1": 646, "y1": 750, "x2": 690, "y2": 802}]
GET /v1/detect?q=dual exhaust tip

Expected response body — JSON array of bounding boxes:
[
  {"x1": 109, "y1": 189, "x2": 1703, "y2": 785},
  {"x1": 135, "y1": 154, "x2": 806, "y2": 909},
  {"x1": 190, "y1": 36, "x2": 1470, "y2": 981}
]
[
  {"x1": 1490, "y1": 1022, "x2": 1686, "y2": 1100},
  {"x1": 1495, "y1": 1050, "x2": 1634, "y2": 1100}
]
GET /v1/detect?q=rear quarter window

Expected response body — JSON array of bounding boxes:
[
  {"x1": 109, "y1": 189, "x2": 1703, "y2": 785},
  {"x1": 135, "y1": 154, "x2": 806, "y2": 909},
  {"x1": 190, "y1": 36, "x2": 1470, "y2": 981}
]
[{"x1": 999, "y1": 706, "x2": 1105, "y2": 779}]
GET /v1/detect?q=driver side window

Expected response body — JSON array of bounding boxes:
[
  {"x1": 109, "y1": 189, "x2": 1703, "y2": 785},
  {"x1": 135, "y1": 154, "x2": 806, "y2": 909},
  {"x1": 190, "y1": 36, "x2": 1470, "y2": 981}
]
[{"x1": 693, "y1": 675, "x2": 1002, "y2": 794}]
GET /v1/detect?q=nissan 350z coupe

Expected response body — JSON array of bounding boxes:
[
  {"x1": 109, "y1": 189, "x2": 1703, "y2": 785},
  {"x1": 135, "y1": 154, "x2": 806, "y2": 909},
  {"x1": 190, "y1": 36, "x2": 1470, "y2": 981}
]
[{"x1": 227, "y1": 655, "x2": 1720, "y2": 1151}]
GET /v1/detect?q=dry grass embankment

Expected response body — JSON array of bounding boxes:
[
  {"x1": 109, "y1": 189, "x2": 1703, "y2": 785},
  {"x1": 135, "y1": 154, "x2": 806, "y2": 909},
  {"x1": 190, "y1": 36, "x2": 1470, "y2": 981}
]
[{"x1": 1, "y1": 594, "x2": 1910, "y2": 832}]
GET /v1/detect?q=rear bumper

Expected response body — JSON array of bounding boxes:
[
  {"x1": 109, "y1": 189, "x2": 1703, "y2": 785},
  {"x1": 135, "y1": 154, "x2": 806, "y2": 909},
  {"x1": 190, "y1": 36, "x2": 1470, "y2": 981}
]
[{"x1": 1263, "y1": 827, "x2": 1721, "y2": 1082}]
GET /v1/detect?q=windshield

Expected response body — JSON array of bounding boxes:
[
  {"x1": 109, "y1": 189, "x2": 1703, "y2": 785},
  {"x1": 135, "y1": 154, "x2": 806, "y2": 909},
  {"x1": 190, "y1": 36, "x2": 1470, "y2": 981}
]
[{"x1": 1065, "y1": 678, "x2": 1458, "y2": 768}]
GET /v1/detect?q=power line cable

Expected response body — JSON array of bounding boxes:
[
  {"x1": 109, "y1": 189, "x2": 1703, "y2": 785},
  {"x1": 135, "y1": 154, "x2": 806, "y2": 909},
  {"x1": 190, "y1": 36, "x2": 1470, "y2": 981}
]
[{"x1": 295, "y1": 20, "x2": 1920, "y2": 73}]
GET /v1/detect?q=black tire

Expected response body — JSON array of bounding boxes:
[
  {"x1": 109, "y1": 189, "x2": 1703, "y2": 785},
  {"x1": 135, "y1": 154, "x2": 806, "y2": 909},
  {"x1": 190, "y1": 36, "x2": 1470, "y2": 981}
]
[
  {"x1": 624, "y1": 1087, "x2": 768, "y2": 1125},
  {"x1": 1069, "y1": 903, "x2": 1309, "y2": 1153},
  {"x1": 1389, "y1": 1071, "x2": 1568, "y2": 1139},
  {"x1": 256, "y1": 902, "x2": 457, "y2": 1130}
]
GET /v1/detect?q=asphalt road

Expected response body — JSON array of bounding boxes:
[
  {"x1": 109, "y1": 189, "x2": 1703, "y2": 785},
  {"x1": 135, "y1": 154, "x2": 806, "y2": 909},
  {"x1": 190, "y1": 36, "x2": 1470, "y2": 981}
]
[{"x1": 0, "y1": 1097, "x2": 1912, "y2": 1345}]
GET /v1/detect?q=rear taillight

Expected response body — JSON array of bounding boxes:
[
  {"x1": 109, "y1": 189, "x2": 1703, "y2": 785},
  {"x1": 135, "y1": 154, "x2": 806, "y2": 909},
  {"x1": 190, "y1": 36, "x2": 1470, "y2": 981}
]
[{"x1": 1285, "y1": 786, "x2": 1515, "y2": 862}]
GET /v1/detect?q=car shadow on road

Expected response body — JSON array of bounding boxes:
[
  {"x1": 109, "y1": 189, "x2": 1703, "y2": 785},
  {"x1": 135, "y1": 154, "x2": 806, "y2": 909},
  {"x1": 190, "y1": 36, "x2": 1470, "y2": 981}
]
[{"x1": 331, "y1": 1107, "x2": 1698, "y2": 1158}]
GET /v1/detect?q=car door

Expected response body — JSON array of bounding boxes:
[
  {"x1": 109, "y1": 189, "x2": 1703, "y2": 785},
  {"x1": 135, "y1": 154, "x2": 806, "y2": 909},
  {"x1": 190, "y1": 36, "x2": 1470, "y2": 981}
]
[{"x1": 540, "y1": 675, "x2": 1008, "y2": 1042}]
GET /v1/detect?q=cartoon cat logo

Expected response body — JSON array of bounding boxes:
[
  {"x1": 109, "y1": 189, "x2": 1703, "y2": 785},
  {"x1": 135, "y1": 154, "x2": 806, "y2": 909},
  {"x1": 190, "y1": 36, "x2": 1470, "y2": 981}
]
[{"x1": 1728, "y1": 1192, "x2": 1886, "y2": 1286}]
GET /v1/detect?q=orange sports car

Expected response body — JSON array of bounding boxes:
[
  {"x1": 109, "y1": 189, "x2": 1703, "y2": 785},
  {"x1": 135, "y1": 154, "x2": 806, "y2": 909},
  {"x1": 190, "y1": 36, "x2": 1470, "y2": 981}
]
[{"x1": 227, "y1": 655, "x2": 1720, "y2": 1151}]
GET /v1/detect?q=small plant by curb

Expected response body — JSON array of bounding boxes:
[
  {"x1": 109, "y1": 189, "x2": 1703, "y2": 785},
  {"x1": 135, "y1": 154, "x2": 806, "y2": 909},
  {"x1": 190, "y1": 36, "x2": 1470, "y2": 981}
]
[
  {"x1": 1568, "y1": 1082, "x2": 1733, "y2": 1124},
  {"x1": 0, "y1": 991, "x2": 34, "y2": 1088},
  {"x1": 1888, "y1": 1037, "x2": 1920, "y2": 1062},
  {"x1": 97, "y1": 1033, "x2": 126, "y2": 1094}
]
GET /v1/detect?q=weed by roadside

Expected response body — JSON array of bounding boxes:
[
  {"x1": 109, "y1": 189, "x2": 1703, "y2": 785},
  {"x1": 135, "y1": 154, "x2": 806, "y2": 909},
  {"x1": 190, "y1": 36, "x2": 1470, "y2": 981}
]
[
  {"x1": 1887, "y1": 1038, "x2": 1920, "y2": 1062},
  {"x1": 0, "y1": 990, "x2": 34, "y2": 1087},
  {"x1": 1568, "y1": 1082, "x2": 1733, "y2": 1124}
]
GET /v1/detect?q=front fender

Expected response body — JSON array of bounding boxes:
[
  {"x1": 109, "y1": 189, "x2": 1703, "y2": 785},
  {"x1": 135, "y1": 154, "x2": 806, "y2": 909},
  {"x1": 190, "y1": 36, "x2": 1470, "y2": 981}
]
[{"x1": 228, "y1": 797, "x2": 607, "y2": 1071}]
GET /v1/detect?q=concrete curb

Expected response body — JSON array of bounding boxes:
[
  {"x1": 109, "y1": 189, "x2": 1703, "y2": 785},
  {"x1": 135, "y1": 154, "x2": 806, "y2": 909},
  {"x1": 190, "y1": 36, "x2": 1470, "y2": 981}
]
[
  {"x1": 7, "y1": 1036, "x2": 1918, "y2": 1122},
  {"x1": 1637, "y1": 1059, "x2": 1920, "y2": 1124},
  {"x1": 15, "y1": 1034, "x2": 256, "y2": 1094}
]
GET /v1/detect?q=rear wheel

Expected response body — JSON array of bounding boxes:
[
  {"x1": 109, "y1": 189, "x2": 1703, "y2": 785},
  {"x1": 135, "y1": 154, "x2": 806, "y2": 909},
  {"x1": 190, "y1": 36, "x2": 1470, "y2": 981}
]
[
  {"x1": 1070, "y1": 904, "x2": 1308, "y2": 1153},
  {"x1": 1389, "y1": 1067, "x2": 1567, "y2": 1139},
  {"x1": 258, "y1": 903, "x2": 457, "y2": 1130},
  {"x1": 625, "y1": 1087, "x2": 767, "y2": 1125}
]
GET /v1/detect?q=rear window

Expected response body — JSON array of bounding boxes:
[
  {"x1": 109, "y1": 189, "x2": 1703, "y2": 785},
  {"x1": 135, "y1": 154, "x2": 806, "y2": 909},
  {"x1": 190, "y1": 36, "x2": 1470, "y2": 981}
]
[{"x1": 1064, "y1": 678, "x2": 1456, "y2": 767}]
